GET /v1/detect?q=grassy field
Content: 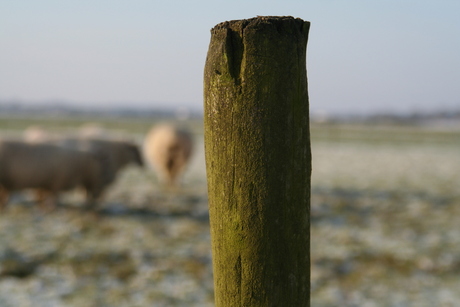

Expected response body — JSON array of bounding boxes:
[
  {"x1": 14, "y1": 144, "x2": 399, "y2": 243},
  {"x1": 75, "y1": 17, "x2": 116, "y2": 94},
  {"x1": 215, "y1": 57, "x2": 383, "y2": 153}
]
[{"x1": 0, "y1": 115, "x2": 459, "y2": 306}]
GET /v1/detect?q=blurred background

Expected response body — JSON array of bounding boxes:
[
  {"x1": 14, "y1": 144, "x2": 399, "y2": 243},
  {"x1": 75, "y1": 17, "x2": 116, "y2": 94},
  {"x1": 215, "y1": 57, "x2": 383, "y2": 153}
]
[{"x1": 1, "y1": 1, "x2": 460, "y2": 306}]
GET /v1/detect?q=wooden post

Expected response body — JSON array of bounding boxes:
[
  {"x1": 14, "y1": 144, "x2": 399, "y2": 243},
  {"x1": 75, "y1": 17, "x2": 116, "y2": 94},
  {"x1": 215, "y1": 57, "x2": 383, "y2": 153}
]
[{"x1": 204, "y1": 16, "x2": 311, "y2": 306}]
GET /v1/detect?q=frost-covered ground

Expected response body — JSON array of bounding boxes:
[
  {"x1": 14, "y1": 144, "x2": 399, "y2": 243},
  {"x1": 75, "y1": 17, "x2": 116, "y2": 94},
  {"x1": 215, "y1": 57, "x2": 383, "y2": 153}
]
[
  {"x1": 311, "y1": 139, "x2": 460, "y2": 307},
  {"x1": 0, "y1": 118, "x2": 459, "y2": 306}
]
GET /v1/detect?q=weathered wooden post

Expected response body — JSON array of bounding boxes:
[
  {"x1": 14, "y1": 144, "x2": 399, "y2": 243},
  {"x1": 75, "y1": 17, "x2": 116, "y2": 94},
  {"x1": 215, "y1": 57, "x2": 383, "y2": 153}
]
[{"x1": 204, "y1": 16, "x2": 311, "y2": 306}]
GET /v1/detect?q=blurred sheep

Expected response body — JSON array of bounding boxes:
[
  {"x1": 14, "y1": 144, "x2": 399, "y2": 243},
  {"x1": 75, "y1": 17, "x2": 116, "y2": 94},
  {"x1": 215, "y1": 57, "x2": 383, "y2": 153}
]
[
  {"x1": 78, "y1": 123, "x2": 131, "y2": 141},
  {"x1": 23, "y1": 125, "x2": 144, "y2": 189},
  {"x1": 78, "y1": 123, "x2": 109, "y2": 139},
  {"x1": 0, "y1": 139, "x2": 109, "y2": 210},
  {"x1": 143, "y1": 124, "x2": 193, "y2": 186},
  {"x1": 24, "y1": 123, "x2": 126, "y2": 143},
  {"x1": 55, "y1": 137, "x2": 144, "y2": 187},
  {"x1": 23, "y1": 126, "x2": 54, "y2": 143}
]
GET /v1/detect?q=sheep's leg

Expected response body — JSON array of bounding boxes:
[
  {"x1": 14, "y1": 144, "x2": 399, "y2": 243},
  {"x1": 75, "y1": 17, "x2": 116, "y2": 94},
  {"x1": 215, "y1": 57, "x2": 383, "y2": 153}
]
[
  {"x1": 43, "y1": 196, "x2": 58, "y2": 212},
  {"x1": 0, "y1": 187, "x2": 9, "y2": 211},
  {"x1": 35, "y1": 189, "x2": 46, "y2": 203},
  {"x1": 83, "y1": 189, "x2": 98, "y2": 210},
  {"x1": 35, "y1": 190, "x2": 57, "y2": 212}
]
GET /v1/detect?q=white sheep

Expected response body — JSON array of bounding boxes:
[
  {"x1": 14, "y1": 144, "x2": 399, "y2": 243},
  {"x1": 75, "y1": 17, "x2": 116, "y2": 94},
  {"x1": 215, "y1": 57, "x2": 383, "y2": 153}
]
[
  {"x1": 78, "y1": 123, "x2": 109, "y2": 139},
  {"x1": 143, "y1": 124, "x2": 193, "y2": 186},
  {"x1": 23, "y1": 126, "x2": 53, "y2": 143},
  {"x1": 78, "y1": 123, "x2": 132, "y2": 141}
]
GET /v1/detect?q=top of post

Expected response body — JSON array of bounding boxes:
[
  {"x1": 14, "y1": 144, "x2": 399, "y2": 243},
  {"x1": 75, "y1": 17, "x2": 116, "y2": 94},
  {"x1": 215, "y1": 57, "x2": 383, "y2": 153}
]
[{"x1": 211, "y1": 16, "x2": 310, "y2": 34}]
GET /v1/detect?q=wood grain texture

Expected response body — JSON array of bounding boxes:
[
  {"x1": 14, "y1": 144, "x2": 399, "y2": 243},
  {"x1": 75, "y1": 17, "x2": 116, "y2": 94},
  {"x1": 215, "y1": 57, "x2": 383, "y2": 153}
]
[{"x1": 204, "y1": 16, "x2": 312, "y2": 306}]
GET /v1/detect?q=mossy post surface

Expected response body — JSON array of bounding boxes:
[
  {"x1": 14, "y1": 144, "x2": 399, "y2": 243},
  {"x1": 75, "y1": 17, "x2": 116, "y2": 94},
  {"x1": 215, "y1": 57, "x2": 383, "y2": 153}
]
[{"x1": 204, "y1": 16, "x2": 311, "y2": 306}]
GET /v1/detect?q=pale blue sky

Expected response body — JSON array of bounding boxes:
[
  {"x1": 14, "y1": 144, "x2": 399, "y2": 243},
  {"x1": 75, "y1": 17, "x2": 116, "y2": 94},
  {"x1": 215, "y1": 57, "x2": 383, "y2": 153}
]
[{"x1": 1, "y1": 1, "x2": 459, "y2": 115}]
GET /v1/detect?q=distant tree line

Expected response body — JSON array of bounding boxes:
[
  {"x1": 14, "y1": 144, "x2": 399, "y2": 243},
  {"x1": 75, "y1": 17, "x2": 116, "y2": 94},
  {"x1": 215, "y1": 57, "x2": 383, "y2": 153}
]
[
  {"x1": 0, "y1": 101, "x2": 203, "y2": 119},
  {"x1": 311, "y1": 109, "x2": 460, "y2": 125}
]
